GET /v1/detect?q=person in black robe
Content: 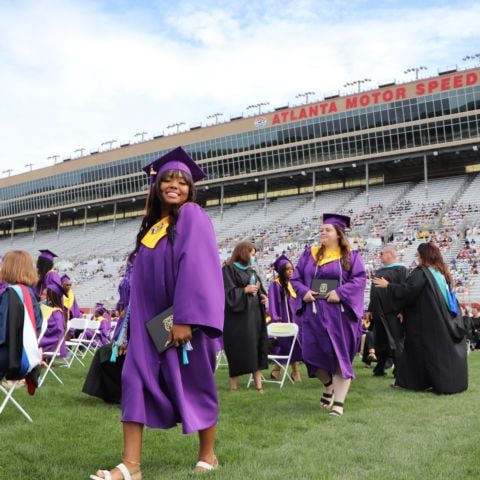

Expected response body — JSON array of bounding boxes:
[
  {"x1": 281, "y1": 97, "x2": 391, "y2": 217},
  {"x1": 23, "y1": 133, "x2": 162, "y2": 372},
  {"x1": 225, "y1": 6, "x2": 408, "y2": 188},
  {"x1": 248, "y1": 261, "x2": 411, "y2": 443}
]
[
  {"x1": 368, "y1": 246, "x2": 407, "y2": 376},
  {"x1": 373, "y1": 242, "x2": 468, "y2": 394},
  {"x1": 470, "y1": 303, "x2": 480, "y2": 350},
  {"x1": 222, "y1": 241, "x2": 268, "y2": 393}
]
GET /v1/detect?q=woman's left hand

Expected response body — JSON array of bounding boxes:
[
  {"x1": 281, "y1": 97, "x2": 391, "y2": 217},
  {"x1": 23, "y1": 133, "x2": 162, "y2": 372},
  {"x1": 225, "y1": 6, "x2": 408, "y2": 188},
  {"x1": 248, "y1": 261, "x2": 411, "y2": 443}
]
[
  {"x1": 373, "y1": 277, "x2": 389, "y2": 288},
  {"x1": 325, "y1": 290, "x2": 340, "y2": 303},
  {"x1": 260, "y1": 294, "x2": 268, "y2": 305},
  {"x1": 170, "y1": 324, "x2": 193, "y2": 347}
]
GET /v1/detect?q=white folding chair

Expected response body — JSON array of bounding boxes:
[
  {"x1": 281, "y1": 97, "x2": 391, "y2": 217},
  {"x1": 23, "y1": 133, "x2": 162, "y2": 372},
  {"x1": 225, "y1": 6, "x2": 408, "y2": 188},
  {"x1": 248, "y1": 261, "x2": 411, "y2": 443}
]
[
  {"x1": 215, "y1": 350, "x2": 228, "y2": 371},
  {"x1": 64, "y1": 318, "x2": 89, "y2": 367},
  {"x1": 38, "y1": 332, "x2": 67, "y2": 387},
  {"x1": 69, "y1": 320, "x2": 101, "y2": 361},
  {"x1": 0, "y1": 381, "x2": 33, "y2": 422},
  {"x1": 247, "y1": 322, "x2": 299, "y2": 389}
]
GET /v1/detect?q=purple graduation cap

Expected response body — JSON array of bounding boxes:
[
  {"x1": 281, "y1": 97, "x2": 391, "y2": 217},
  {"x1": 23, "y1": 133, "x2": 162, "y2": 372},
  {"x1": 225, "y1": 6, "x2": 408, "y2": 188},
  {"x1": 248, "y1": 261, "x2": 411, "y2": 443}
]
[
  {"x1": 60, "y1": 274, "x2": 71, "y2": 284},
  {"x1": 273, "y1": 254, "x2": 292, "y2": 273},
  {"x1": 142, "y1": 146, "x2": 206, "y2": 185},
  {"x1": 39, "y1": 249, "x2": 58, "y2": 261},
  {"x1": 44, "y1": 272, "x2": 64, "y2": 295},
  {"x1": 323, "y1": 213, "x2": 351, "y2": 230}
]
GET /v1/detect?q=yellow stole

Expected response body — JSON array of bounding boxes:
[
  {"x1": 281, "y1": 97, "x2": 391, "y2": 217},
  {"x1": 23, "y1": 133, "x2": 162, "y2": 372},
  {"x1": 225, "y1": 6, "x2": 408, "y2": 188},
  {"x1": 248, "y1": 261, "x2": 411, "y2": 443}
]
[
  {"x1": 311, "y1": 246, "x2": 341, "y2": 266},
  {"x1": 141, "y1": 216, "x2": 170, "y2": 248},
  {"x1": 63, "y1": 289, "x2": 75, "y2": 310},
  {"x1": 40, "y1": 304, "x2": 62, "y2": 321},
  {"x1": 274, "y1": 278, "x2": 297, "y2": 298}
]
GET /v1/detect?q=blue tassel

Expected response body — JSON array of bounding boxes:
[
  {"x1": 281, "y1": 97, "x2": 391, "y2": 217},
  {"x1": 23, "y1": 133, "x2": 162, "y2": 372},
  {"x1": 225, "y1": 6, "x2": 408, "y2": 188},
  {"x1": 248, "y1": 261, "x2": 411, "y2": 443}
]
[
  {"x1": 110, "y1": 344, "x2": 119, "y2": 363},
  {"x1": 182, "y1": 344, "x2": 189, "y2": 365}
]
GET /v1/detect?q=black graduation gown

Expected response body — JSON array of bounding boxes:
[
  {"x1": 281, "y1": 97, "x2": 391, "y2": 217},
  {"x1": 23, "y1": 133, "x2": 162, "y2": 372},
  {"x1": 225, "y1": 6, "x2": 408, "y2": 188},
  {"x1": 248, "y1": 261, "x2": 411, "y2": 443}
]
[
  {"x1": 387, "y1": 267, "x2": 468, "y2": 394},
  {"x1": 222, "y1": 264, "x2": 268, "y2": 377},
  {"x1": 369, "y1": 265, "x2": 407, "y2": 357},
  {"x1": 82, "y1": 344, "x2": 125, "y2": 404}
]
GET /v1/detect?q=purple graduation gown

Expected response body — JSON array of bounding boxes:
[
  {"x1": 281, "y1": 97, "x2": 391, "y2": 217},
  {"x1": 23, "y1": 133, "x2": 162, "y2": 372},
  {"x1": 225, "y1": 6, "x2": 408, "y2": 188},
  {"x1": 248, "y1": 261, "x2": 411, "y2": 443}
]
[
  {"x1": 39, "y1": 309, "x2": 67, "y2": 357},
  {"x1": 291, "y1": 249, "x2": 366, "y2": 379},
  {"x1": 267, "y1": 281, "x2": 302, "y2": 362},
  {"x1": 121, "y1": 203, "x2": 224, "y2": 433}
]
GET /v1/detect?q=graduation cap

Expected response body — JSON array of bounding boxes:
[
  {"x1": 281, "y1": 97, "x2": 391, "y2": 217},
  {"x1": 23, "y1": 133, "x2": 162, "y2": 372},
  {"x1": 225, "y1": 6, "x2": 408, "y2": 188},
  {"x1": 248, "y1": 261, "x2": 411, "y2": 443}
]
[
  {"x1": 273, "y1": 254, "x2": 292, "y2": 273},
  {"x1": 323, "y1": 213, "x2": 350, "y2": 230},
  {"x1": 39, "y1": 249, "x2": 58, "y2": 262},
  {"x1": 60, "y1": 274, "x2": 71, "y2": 284},
  {"x1": 44, "y1": 272, "x2": 64, "y2": 295},
  {"x1": 142, "y1": 146, "x2": 206, "y2": 185}
]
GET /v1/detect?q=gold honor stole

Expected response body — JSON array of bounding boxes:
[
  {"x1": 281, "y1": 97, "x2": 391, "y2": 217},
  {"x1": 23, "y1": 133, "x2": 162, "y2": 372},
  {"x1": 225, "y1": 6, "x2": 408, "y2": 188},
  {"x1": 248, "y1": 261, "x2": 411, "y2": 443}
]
[
  {"x1": 63, "y1": 290, "x2": 75, "y2": 310},
  {"x1": 311, "y1": 246, "x2": 341, "y2": 266},
  {"x1": 141, "y1": 216, "x2": 170, "y2": 249},
  {"x1": 274, "y1": 278, "x2": 297, "y2": 298},
  {"x1": 40, "y1": 304, "x2": 62, "y2": 320}
]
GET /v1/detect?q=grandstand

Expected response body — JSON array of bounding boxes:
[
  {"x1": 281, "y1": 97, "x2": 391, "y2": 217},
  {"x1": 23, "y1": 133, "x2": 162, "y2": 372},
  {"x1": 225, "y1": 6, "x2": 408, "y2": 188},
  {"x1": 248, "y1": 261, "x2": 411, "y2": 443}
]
[{"x1": 1, "y1": 65, "x2": 480, "y2": 308}]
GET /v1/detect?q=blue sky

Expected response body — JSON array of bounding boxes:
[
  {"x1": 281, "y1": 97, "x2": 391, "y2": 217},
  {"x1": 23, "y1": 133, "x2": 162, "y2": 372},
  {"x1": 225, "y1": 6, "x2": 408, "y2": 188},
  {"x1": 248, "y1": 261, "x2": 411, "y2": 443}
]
[{"x1": 0, "y1": 0, "x2": 479, "y2": 175}]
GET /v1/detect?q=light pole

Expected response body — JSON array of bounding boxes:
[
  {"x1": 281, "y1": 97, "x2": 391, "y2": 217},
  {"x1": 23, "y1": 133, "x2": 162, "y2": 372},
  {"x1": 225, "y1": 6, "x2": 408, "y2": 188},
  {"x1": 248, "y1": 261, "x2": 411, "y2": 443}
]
[
  {"x1": 25, "y1": 163, "x2": 34, "y2": 171},
  {"x1": 166, "y1": 122, "x2": 186, "y2": 134},
  {"x1": 2, "y1": 169, "x2": 13, "y2": 177},
  {"x1": 462, "y1": 54, "x2": 480, "y2": 65},
  {"x1": 246, "y1": 102, "x2": 270, "y2": 115},
  {"x1": 343, "y1": 79, "x2": 372, "y2": 93},
  {"x1": 47, "y1": 154, "x2": 60, "y2": 164},
  {"x1": 206, "y1": 113, "x2": 223, "y2": 124},
  {"x1": 74, "y1": 148, "x2": 86, "y2": 157},
  {"x1": 101, "y1": 140, "x2": 117, "y2": 150},
  {"x1": 404, "y1": 66, "x2": 428, "y2": 80},
  {"x1": 296, "y1": 91, "x2": 316, "y2": 104},
  {"x1": 134, "y1": 131, "x2": 148, "y2": 142}
]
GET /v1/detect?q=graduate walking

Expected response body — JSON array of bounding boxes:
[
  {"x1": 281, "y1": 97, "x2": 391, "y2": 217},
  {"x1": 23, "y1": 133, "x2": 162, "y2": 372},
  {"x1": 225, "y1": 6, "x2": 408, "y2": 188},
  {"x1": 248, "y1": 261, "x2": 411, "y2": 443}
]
[
  {"x1": 90, "y1": 147, "x2": 224, "y2": 479},
  {"x1": 291, "y1": 214, "x2": 366, "y2": 416}
]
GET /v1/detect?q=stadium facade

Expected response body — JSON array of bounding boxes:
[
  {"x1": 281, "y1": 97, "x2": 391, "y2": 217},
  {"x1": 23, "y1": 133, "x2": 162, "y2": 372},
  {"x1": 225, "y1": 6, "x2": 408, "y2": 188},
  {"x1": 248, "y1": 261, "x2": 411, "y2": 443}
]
[{"x1": 1, "y1": 66, "x2": 479, "y2": 237}]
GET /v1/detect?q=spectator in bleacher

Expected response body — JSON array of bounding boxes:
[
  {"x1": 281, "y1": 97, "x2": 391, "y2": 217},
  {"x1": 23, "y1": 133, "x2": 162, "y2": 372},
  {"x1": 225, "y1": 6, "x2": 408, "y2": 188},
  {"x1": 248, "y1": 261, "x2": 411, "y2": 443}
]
[
  {"x1": 0, "y1": 250, "x2": 43, "y2": 390},
  {"x1": 291, "y1": 213, "x2": 367, "y2": 417},
  {"x1": 267, "y1": 254, "x2": 302, "y2": 382},
  {"x1": 38, "y1": 272, "x2": 68, "y2": 359},
  {"x1": 61, "y1": 274, "x2": 81, "y2": 320},
  {"x1": 368, "y1": 246, "x2": 407, "y2": 377},
  {"x1": 373, "y1": 242, "x2": 468, "y2": 394},
  {"x1": 91, "y1": 147, "x2": 224, "y2": 479},
  {"x1": 34, "y1": 249, "x2": 58, "y2": 301},
  {"x1": 223, "y1": 240, "x2": 268, "y2": 393},
  {"x1": 470, "y1": 303, "x2": 480, "y2": 350}
]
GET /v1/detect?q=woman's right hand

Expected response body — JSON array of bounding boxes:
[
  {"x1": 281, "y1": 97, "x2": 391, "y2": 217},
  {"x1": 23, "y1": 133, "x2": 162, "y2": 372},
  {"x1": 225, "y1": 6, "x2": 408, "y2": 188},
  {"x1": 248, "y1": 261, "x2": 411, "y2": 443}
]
[
  {"x1": 303, "y1": 290, "x2": 318, "y2": 303},
  {"x1": 245, "y1": 284, "x2": 259, "y2": 295}
]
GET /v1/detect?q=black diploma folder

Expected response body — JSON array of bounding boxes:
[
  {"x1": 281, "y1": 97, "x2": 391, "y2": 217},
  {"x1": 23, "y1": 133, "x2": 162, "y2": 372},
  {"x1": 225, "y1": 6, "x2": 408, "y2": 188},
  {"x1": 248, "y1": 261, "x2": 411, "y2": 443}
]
[
  {"x1": 311, "y1": 279, "x2": 339, "y2": 299},
  {"x1": 146, "y1": 306, "x2": 174, "y2": 353}
]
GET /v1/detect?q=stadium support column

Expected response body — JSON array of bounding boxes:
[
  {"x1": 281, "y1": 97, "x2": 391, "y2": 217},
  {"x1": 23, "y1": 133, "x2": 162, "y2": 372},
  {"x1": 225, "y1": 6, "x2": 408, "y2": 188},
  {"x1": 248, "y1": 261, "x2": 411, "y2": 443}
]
[
  {"x1": 264, "y1": 177, "x2": 268, "y2": 210},
  {"x1": 10, "y1": 219, "x2": 14, "y2": 244},
  {"x1": 83, "y1": 207, "x2": 88, "y2": 235},
  {"x1": 33, "y1": 215, "x2": 37, "y2": 240},
  {"x1": 113, "y1": 202, "x2": 117, "y2": 232},
  {"x1": 312, "y1": 170, "x2": 316, "y2": 206},
  {"x1": 220, "y1": 184, "x2": 224, "y2": 220},
  {"x1": 365, "y1": 161, "x2": 369, "y2": 206},
  {"x1": 423, "y1": 153, "x2": 428, "y2": 200},
  {"x1": 56, "y1": 211, "x2": 61, "y2": 239}
]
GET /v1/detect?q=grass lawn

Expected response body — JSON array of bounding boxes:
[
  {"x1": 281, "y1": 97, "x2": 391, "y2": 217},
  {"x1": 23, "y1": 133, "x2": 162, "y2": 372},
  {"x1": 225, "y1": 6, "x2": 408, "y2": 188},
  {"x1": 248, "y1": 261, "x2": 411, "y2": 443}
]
[{"x1": 1, "y1": 353, "x2": 479, "y2": 480}]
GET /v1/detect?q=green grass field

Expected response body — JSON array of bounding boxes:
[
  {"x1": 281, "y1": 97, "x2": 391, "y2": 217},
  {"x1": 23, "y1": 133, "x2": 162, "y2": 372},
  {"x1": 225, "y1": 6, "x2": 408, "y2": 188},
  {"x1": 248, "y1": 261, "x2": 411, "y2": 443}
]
[{"x1": 1, "y1": 353, "x2": 479, "y2": 480}]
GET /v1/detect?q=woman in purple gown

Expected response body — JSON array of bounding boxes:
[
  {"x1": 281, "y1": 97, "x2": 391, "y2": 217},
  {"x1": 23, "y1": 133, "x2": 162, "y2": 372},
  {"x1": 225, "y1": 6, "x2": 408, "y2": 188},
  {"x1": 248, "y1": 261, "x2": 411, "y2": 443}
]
[
  {"x1": 291, "y1": 214, "x2": 366, "y2": 416},
  {"x1": 268, "y1": 254, "x2": 303, "y2": 381},
  {"x1": 91, "y1": 147, "x2": 224, "y2": 480},
  {"x1": 34, "y1": 249, "x2": 58, "y2": 301}
]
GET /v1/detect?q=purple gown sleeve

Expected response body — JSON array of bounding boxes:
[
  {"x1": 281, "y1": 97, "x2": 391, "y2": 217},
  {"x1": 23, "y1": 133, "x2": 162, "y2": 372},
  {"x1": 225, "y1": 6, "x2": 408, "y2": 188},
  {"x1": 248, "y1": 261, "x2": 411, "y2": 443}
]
[
  {"x1": 172, "y1": 203, "x2": 224, "y2": 337},
  {"x1": 335, "y1": 251, "x2": 367, "y2": 320},
  {"x1": 268, "y1": 282, "x2": 282, "y2": 322},
  {"x1": 291, "y1": 248, "x2": 312, "y2": 312},
  {"x1": 71, "y1": 296, "x2": 82, "y2": 318}
]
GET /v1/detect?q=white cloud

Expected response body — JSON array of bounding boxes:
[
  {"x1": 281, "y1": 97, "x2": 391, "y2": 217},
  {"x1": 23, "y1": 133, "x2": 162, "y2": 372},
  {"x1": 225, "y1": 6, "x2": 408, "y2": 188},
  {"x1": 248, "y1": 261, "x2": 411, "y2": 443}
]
[{"x1": 0, "y1": 0, "x2": 479, "y2": 175}]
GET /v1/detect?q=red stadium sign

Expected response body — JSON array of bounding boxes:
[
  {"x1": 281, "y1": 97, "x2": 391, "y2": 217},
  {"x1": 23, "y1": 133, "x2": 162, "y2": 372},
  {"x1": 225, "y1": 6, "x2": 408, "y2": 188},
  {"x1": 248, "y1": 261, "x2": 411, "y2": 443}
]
[{"x1": 271, "y1": 70, "x2": 479, "y2": 126}]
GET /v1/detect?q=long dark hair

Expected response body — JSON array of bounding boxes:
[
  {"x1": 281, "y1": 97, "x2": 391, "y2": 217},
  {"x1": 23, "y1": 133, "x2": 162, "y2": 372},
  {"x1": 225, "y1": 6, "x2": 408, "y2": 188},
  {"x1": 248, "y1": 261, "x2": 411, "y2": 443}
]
[
  {"x1": 315, "y1": 226, "x2": 352, "y2": 270},
  {"x1": 277, "y1": 263, "x2": 291, "y2": 295},
  {"x1": 132, "y1": 169, "x2": 196, "y2": 256},
  {"x1": 418, "y1": 242, "x2": 453, "y2": 286},
  {"x1": 46, "y1": 289, "x2": 64, "y2": 310}
]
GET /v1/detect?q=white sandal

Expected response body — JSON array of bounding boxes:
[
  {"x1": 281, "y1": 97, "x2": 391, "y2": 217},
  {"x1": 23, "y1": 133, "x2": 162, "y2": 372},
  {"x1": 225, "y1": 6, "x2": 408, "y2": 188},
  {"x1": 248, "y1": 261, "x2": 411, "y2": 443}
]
[
  {"x1": 90, "y1": 463, "x2": 141, "y2": 480},
  {"x1": 193, "y1": 457, "x2": 219, "y2": 474}
]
